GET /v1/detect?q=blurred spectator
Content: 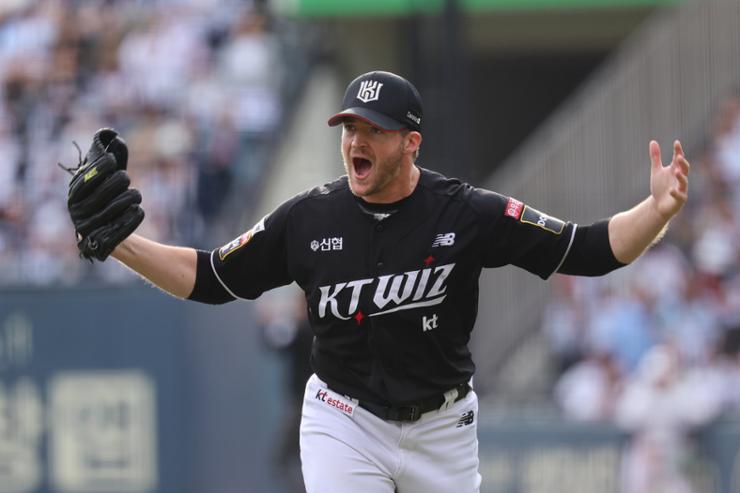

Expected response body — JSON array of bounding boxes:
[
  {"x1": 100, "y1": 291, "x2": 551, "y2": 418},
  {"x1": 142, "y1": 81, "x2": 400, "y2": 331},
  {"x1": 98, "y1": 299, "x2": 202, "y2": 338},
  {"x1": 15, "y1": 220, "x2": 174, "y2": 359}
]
[
  {"x1": 712, "y1": 325, "x2": 740, "y2": 411},
  {"x1": 217, "y1": 10, "x2": 281, "y2": 192},
  {"x1": 541, "y1": 275, "x2": 588, "y2": 375},
  {"x1": 555, "y1": 351, "x2": 622, "y2": 422},
  {"x1": 0, "y1": 0, "x2": 300, "y2": 286},
  {"x1": 585, "y1": 282, "x2": 656, "y2": 374},
  {"x1": 656, "y1": 270, "x2": 722, "y2": 366},
  {"x1": 711, "y1": 97, "x2": 740, "y2": 188},
  {"x1": 691, "y1": 194, "x2": 738, "y2": 278},
  {"x1": 258, "y1": 291, "x2": 314, "y2": 493},
  {"x1": 195, "y1": 110, "x2": 240, "y2": 224},
  {"x1": 615, "y1": 345, "x2": 722, "y2": 493}
]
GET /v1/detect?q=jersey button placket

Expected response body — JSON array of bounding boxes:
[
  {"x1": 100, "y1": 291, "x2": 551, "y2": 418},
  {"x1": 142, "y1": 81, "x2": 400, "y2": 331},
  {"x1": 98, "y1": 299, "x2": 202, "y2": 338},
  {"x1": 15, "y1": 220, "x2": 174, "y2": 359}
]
[
  {"x1": 373, "y1": 222, "x2": 385, "y2": 272},
  {"x1": 368, "y1": 221, "x2": 386, "y2": 347}
]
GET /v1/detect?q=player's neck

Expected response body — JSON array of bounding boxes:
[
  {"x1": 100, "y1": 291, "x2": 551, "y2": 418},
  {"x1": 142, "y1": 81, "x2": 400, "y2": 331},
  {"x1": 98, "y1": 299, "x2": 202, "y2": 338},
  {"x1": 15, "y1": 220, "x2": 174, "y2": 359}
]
[{"x1": 362, "y1": 164, "x2": 421, "y2": 205}]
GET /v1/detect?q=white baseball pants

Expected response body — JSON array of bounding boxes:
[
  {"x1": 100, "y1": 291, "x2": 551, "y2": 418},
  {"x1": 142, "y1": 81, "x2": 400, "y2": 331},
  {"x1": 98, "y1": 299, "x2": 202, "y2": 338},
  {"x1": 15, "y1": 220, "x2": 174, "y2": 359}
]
[{"x1": 300, "y1": 374, "x2": 481, "y2": 493}]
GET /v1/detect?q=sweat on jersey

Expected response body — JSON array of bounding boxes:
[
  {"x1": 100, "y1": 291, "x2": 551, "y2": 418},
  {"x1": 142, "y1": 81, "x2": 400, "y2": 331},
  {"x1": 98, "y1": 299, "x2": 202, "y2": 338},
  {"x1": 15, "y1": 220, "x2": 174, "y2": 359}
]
[{"x1": 206, "y1": 168, "x2": 582, "y2": 405}]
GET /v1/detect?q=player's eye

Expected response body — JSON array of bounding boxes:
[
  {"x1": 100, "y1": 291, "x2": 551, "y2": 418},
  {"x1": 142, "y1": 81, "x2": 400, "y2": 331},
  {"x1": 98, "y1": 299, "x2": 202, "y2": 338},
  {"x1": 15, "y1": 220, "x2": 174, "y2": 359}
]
[{"x1": 371, "y1": 127, "x2": 384, "y2": 135}]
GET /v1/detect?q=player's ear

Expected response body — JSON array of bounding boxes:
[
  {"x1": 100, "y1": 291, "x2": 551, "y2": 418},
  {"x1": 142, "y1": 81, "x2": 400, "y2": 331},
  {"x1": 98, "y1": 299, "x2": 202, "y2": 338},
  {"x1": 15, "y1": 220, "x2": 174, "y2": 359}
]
[{"x1": 405, "y1": 131, "x2": 422, "y2": 154}]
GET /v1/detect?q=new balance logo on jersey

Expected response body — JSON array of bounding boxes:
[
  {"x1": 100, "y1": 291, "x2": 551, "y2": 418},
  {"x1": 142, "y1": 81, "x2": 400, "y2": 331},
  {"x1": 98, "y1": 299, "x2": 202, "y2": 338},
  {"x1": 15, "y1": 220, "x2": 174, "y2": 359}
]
[
  {"x1": 318, "y1": 263, "x2": 456, "y2": 321},
  {"x1": 432, "y1": 233, "x2": 455, "y2": 247},
  {"x1": 357, "y1": 80, "x2": 383, "y2": 103},
  {"x1": 456, "y1": 410, "x2": 475, "y2": 427}
]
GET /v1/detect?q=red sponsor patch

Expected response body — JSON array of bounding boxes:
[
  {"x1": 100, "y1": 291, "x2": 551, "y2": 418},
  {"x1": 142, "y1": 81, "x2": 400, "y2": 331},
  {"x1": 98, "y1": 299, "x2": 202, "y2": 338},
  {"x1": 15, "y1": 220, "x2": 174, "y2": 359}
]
[{"x1": 505, "y1": 197, "x2": 524, "y2": 220}]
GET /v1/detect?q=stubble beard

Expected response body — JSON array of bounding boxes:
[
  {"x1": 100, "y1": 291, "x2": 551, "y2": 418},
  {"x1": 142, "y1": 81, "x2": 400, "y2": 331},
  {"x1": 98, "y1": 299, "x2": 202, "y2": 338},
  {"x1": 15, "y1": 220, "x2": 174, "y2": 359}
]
[{"x1": 343, "y1": 144, "x2": 405, "y2": 201}]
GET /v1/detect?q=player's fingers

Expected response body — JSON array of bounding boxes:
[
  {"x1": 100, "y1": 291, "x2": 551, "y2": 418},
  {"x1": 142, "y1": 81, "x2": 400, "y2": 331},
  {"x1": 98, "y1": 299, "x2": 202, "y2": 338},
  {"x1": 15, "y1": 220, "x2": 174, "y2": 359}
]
[
  {"x1": 673, "y1": 140, "x2": 685, "y2": 159},
  {"x1": 675, "y1": 155, "x2": 690, "y2": 175},
  {"x1": 675, "y1": 169, "x2": 689, "y2": 192},
  {"x1": 650, "y1": 140, "x2": 662, "y2": 171},
  {"x1": 670, "y1": 188, "x2": 688, "y2": 202},
  {"x1": 671, "y1": 141, "x2": 678, "y2": 167}
]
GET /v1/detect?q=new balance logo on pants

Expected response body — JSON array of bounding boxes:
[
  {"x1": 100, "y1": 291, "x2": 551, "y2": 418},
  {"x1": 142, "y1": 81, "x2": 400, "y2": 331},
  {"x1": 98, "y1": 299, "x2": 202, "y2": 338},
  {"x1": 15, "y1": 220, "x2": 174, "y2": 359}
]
[{"x1": 456, "y1": 410, "x2": 474, "y2": 427}]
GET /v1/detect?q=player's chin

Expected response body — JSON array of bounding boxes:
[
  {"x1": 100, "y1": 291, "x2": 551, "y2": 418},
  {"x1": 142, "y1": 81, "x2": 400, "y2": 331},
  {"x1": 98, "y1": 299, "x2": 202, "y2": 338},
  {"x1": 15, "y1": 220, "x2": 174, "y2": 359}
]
[
  {"x1": 350, "y1": 171, "x2": 372, "y2": 188},
  {"x1": 348, "y1": 177, "x2": 371, "y2": 196},
  {"x1": 348, "y1": 175, "x2": 378, "y2": 198}
]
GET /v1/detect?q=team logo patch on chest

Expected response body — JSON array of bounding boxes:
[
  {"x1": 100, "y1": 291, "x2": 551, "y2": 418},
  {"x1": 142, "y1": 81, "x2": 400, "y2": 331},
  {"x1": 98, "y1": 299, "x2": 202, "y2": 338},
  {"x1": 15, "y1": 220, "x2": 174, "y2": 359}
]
[{"x1": 317, "y1": 263, "x2": 455, "y2": 321}]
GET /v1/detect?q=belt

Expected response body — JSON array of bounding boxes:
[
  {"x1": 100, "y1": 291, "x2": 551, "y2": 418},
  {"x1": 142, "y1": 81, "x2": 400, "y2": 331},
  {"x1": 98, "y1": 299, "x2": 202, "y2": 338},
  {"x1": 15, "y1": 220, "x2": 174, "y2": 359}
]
[{"x1": 355, "y1": 382, "x2": 472, "y2": 422}]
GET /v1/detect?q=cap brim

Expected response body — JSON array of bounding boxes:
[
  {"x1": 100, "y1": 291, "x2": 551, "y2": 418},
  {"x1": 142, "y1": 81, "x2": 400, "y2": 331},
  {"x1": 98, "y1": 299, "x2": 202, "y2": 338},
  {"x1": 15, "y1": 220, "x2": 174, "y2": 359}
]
[{"x1": 327, "y1": 107, "x2": 406, "y2": 131}]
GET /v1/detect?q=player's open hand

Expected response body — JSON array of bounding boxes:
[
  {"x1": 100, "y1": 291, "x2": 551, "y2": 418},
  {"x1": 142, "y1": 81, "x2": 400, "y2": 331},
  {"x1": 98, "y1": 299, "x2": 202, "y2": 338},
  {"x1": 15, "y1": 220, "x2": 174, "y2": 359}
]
[{"x1": 649, "y1": 139, "x2": 690, "y2": 219}]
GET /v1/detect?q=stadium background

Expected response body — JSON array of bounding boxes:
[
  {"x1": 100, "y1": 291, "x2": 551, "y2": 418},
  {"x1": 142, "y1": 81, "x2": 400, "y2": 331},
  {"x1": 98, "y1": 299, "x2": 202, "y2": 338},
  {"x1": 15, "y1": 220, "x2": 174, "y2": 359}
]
[{"x1": 2, "y1": 0, "x2": 740, "y2": 492}]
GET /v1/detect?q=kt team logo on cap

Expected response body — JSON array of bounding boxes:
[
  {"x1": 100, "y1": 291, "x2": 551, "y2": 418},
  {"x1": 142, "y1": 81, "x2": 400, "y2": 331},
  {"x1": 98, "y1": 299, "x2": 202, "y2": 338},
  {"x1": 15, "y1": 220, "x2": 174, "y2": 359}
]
[
  {"x1": 327, "y1": 71, "x2": 424, "y2": 132},
  {"x1": 357, "y1": 80, "x2": 383, "y2": 103}
]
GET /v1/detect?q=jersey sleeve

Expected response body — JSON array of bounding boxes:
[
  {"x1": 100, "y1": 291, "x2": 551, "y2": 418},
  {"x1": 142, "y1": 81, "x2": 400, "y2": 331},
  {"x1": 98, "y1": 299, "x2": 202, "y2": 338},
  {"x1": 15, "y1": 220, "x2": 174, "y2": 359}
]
[
  {"x1": 472, "y1": 188, "x2": 576, "y2": 279},
  {"x1": 208, "y1": 195, "x2": 298, "y2": 299}
]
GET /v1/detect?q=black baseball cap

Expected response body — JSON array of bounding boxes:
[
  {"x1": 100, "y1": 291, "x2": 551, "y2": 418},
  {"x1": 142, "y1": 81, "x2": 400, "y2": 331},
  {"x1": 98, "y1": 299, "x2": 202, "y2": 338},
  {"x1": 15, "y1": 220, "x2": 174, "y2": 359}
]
[{"x1": 328, "y1": 71, "x2": 423, "y2": 132}]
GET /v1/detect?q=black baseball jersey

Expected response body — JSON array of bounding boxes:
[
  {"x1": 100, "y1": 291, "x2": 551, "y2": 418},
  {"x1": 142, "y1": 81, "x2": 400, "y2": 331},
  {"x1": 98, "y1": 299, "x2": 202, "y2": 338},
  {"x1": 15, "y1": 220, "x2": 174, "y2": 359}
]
[{"x1": 209, "y1": 168, "x2": 576, "y2": 405}]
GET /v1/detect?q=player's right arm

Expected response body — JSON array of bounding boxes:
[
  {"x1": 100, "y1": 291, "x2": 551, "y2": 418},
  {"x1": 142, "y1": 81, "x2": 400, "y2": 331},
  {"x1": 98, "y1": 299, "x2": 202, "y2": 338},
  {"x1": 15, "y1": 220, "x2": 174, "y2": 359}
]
[
  {"x1": 113, "y1": 190, "x2": 303, "y2": 303},
  {"x1": 112, "y1": 233, "x2": 198, "y2": 299}
]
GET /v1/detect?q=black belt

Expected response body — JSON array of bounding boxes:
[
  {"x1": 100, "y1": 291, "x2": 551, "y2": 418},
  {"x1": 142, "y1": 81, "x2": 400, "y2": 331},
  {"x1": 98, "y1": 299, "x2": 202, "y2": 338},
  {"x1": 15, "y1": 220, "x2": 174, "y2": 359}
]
[{"x1": 355, "y1": 383, "x2": 472, "y2": 422}]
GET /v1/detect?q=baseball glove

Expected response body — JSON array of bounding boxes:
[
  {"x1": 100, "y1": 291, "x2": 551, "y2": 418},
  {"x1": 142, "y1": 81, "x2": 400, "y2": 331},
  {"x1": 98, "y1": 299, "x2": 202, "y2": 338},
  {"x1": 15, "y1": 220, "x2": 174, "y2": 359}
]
[{"x1": 61, "y1": 128, "x2": 144, "y2": 261}]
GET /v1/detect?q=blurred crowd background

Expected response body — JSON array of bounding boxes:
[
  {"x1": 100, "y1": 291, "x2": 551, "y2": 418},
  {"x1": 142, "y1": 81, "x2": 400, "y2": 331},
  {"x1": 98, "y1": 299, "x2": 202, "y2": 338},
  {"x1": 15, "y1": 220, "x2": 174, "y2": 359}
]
[
  {"x1": 2, "y1": 0, "x2": 740, "y2": 492},
  {"x1": 0, "y1": 0, "x2": 310, "y2": 284},
  {"x1": 548, "y1": 96, "x2": 740, "y2": 417},
  {"x1": 544, "y1": 95, "x2": 740, "y2": 492}
]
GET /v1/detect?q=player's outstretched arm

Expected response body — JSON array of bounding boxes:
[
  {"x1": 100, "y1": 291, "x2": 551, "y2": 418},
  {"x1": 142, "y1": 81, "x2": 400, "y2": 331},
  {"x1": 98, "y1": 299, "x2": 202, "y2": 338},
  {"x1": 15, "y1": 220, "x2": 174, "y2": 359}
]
[
  {"x1": 112, "y1": 233, "x2": 197, "y2": 299},
  {"x1": 608, "y1": 140, "x2": 690, "y2": 264},
  {"x1": 61, "y1": 128, "x2": 199, "y2": 299}
]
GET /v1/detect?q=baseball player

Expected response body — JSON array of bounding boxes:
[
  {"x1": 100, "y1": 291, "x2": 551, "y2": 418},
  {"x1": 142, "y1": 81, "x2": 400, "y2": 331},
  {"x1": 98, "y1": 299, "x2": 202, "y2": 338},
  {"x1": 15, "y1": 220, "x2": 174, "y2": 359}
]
[{"x1": 64, "y1": 71, "x2": 690, "y2": 492}]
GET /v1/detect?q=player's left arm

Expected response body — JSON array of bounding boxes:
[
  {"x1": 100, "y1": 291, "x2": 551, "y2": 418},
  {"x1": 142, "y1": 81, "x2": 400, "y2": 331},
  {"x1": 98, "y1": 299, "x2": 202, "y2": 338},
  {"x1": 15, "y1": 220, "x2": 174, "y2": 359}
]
[{"x1": 607, "y1": 140, "x2": 690, "y2": 264}]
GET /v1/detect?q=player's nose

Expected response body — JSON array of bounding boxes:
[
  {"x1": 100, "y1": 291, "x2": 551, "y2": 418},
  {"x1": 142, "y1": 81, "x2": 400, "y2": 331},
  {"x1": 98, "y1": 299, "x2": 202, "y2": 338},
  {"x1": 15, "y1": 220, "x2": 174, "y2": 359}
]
[{"x1": 350, "y1": 132, "x2": 368, "y2": 149}]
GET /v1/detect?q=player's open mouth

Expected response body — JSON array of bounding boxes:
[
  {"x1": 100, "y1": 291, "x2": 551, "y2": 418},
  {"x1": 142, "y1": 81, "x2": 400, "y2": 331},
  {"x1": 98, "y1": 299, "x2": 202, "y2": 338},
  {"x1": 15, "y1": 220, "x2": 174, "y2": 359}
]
[{"x1": 352, "y1": 157, "x2": 372, "y2": 180}]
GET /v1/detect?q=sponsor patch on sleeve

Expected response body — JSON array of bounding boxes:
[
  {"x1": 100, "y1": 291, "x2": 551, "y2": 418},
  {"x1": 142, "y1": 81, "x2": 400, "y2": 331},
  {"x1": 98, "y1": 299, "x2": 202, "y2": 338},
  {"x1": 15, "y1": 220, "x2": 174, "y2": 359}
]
[
  {"x1": 504, "y1": 197, "x2": 524, "y2": 220},
  {"x1": 218, "y1": 216, "x2": 266, "y2": 261},
  {"x1": 520, "y1": 206, "x2": 565, "y2": 235}
]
